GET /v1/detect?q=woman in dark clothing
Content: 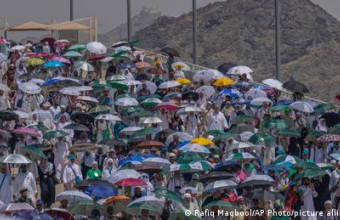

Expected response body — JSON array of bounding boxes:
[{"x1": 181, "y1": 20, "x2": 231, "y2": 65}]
[
  {"x1": 287, "y1": 137, "x2": 300, "y2": 157},
  {"x1": 314, "y1": 175, "x2": 331, "y2": 211},
  {"x1": 38, "y1": 157, "x2": 56, "y2": 208}
]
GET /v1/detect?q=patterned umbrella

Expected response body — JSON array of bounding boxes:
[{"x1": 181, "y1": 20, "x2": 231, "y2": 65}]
[
  {"x1": 98, "y1": 195, "x2": 131, "y2": 214},
  {"x1": 204, "y1": 179, "x2": 238, "y2": 193},
  {"x1": 52, "y1": 56, "x2": 71, "y2": 64},
  {"x1": 0, "y1": 154, "x2": 31, "y2": 164},
  {"x1": 13, "y1": 127, "x2": 41, "y2": 137},
  {"x1": 179, "y1": 144, "x2": 211, "y2": 154},
  {"x1": 135, "y1": 61, "x2": 151, "y2": 68},
  {"x1": 317, "y1": 134, "x2": 340, "y2": 142},
  {"x1": 43, "y1": 130, "x2": 69, "y2": 140},
  {"x1": 26, "y1": 58, "x2": 45, "y2": 66}
]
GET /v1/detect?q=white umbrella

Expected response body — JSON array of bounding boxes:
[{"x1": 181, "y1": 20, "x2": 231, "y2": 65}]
[
  {"x1": 13, "y1": 110, "x2": 30, "y2": 119},
  {"x1": 239, "y1": 131, "x2": 254, "y2": 142},
  {"x1": 28, "y1": 78, "x2": 45, "y2": 85},
  {"x1": 0, "y1": 202, "x2": 34, "y2": 213},
  {"x1": 123, "y1": 80, "x2": 142, "y2": 86},
  {"x1": 115, "y1": 97, "x2": 139, "y2": 107},
  {"x1": 19, "y1": 82, "x2": 41, "y2": 95},
  {"x1": 177, "y1": 106, "x2": 201, "y2": 115},
  {"x1": 99, "y1": 57, "x2": 114, "y2": 62},
  {"x1": 143, "y1": 117, "x2": 162, "y2": 124},
  {"x1": 142, "y1": 157, "x2": 171, "y2": 167},
  {"x1": 196, "y1": 86, "x2": 215, "y2": 99},
  {"x1": 158, "y1": 81, "x2": 181, "y2": 89},
  {"x1": 86, "y1": 41, "x2": 107, "y2": 54},
  {"x1": 290, "y1": 101, "x2": 314, "y2": 113},
  {"x1": 129, "y1": 195, "x2": 165, "y2": 210},
  {"x1": 9, "y1": 45, "x2": 25, "y2": 52},
  {"x1": 226, "y1": 152, "x2": 255, "y2": 160},
  {"x1": 171, "y1": 62, "x2": 190, "y2": 71},
  {"x1": 262, "y1": 78, "x2": 283, "y2": 90},
  {"x1": 193, "y1": 69, "x2": 224, "y2": 83},
  {"x1": 179, "y1": 143, "x2": 211, "y2": 154},
  {"x1": 115, "y1": 45, "x2": 132, "y2": 53},
  {"x1": 136, "y1": 81, "x2": 157, "y2": 94},
  {"x1": 76, "y1": 96, "x2": 99, "y2": 103},
  {"x1": 56, "y1": 190, "x2": 92, "y2": 203},
  {"x1": 95, "y1": 114, "x2": 121, "y2": 121},
  {"x1": 107, "y1": 169, "x2": 141, "y2": 184},
  {"x1": 120, "y1": 127, "x2": 143, "y2": 136},
  {"x1": 250, "y1": 97, "x2": 272, "y2": 105},
  {"x1": 60, "y1": 87, "x2": 81, "y2": 96},
  {"x1": 29, "y1": 110, "x2": 51, "y2": 120},
  {"x1": 165, "y1": 132, "x2": 193, "y2": 145},
  {"x1": 74, "y1": 61, "x2": 94, "y2": 72},
  {"x1": 204, "y1": 179, "x2": 237, "y2": 193},
  {"x1": 227, "y1": 66, "x2": 253, "y2": 75},
  {"x1": 76, "y1": 86, "x2": 93, "y2": 92},
  {"x1": 0, "y1": 83, "x2": 10, "y2": 92},
  {"x1": 244, "y1": 174, "x2": 274, "y2": 182},
  {"x1": 0, "y1": 154, "x2": 31, "y2": 164},
  {"x1": 55, "y1": 39, "x2": 70, "y2": 44},
  {"x1": 245, "y1": 89, "x2": 267, "y2": 99},
  {"x1": 229, "y1": 142, "x2": 255, "y2": 150}
]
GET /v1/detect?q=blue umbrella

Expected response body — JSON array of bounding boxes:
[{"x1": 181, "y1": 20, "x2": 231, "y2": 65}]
[
  {"x1": 274, "y1": 99, "x2": 294, "y2": 106},
  {"x1": 219, "y1": 89, "x2": 243, "y2": 98},
  {"x1": 119, "y1": 63, "x2": 135, "y2": 69},
  {"x1": 14, "y1": 210, "x2": 53, "y2": 220},
  {"x1": 43, "y1": 60, "x2": 65, "y2": 68},
  {"x1": 213, "y1": 160, "x2": 241, "y2": 171},
  {"x1": 42, "y1": 78, "x2": 61, "y2": 87},
  {"x1": 231, "y1": 100, "x2": 250, "y2": 106},
  {"x1": 118, "y1": 156, "x2": 145, "y2": 167},
  {"x1": 262, "y1": 164, "x2": 285, "y2": 171},
  {"x1": 84, "y1": 185, "x2": 117, "y2": 199},
  {"x1": 178, "y1": 140, "x2": 190, "y2": 148}
]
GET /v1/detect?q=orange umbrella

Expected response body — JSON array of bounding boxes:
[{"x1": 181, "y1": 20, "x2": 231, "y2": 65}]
[
  {"x1": 137, "y1": 141, "x2": 165, "y2": 148},
  {"x1": 190, "y1": 137, "x2": 215, "y2": 146},
  {"x1": 135, "y1": 61, "x2": 151, "y2": 68},
  {"x1": 213, "y1": 77, "x2": 235, "y2": 87}
]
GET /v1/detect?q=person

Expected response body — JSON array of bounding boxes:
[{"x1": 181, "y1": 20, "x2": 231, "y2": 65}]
[
  {"x1": 36, "y1": 199, "x2": 45, "y2": 213},
  {"x1": 185, "y1": 111, "x2": 200, "y2": 138},
  {"x1": 42, "y1": 42, "x2": 51, "y2": 53},
  {"x1": 244, "y1": 199, "x2": 267, "y2": 220},
  {"x1": 168, "y1": 171, "x2": 186, "y2": 193},
  {"x1": 86, "y1": 161, "x2": 102, "y2": 180},
  {"x1": 63, "y1": 154, "x2": 82, "y2": 190},
  {"x1": 299, "y1": 178, "x2": 318, "y2": 220},
  {"x1": 12, "y1": 164, "x2": 38, "y2": 205},
  {"x1": 54, "y1": 137, "x2": 69, "y2": 181},
  {"x1": 179, "y1": 193, "x2": 200, "y2": 214},
  {"x1": 137, "y1": 83, "x2": 150, "y2": 96},
  {"x1": 38, "y1": 157, "x2": 56, "y2": 208},
  {"x1": 207, "y1": 103, "x2": 229, "y2": 131},
  {"x1": 0, "y1": 89, "x2": 10, "y2": 110},
  {"x1": 102, "y1": 158, "x2": 116, "y2": 180},
  {"x1": 17, "y1": 188, "x2": 35, "y2": 207},
  {"x1": 318, "y1": 200, "x2": 337, "y2": 220},
  {"x1": 0, "y1": 164, "x2": 11, "y2": 204}
]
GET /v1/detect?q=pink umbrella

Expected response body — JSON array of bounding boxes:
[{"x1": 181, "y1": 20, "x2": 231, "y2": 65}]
[
  {"x1": 135, "y1": 62, "x2": 151, "y2": 69},
  {"x1": 52, "y1": 56, "x2": 71, "y2": 64},
  {"x1": 0, "y1": 38, "x2": 8, "y2": 44},
  {"x1": 155, "y1": 102, "x2": 179, "y2": 111},
  {"x1": 114, "y1": 178, "x2": 147, "y2": 187},
  {"x1": 13, "y1": 127, "x2": 41, "y2": 137},
  {"x1": 25, "y1": 52, "x2": 50, "y2": 58}
]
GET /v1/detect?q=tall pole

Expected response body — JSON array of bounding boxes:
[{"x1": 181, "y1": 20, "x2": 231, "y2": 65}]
[
  {"x1": 275, "y1": 0, "x2": 280, "y2": 80},
  {"x1": 127, "y1": 0, "x2": 132, "y2": 42},
  {"x1": 70, "y1": 0, "x2": 74, "y2": 21},
  {"x1": 192, "y1": 0, "x2": 197, "y2": 64}
]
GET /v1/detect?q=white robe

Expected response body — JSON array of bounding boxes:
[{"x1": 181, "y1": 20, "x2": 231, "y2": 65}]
[
  {"x1": 12, "y1": 172, "x2": 37, "y2": 204},
  {"x1": 299, "y1": 185, "x2": 318, "y2": 220},
  {"x1": 207, "y1": 111, "x2": 229, "y2": 130},
  {"x1": 54, "y1": 141, "x2": 69, "y2": 180},
  {"x1": 185, "y1": 115, "x2": 200, "y2": 138},
  {"x1": 62, "y1": 163, "x2": 82, "y2": 184}
]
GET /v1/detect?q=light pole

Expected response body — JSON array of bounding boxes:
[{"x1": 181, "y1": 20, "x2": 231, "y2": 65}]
[
  {"x1": 192, "y1": 0, "x2": 197, "y2": 64},
  {"x1": 127, "y1": 0, "x2": 132, "y2": 42},
  {"x1": 275, "y1": 0, "x2": 280, "y2": 80},
  {"x1": 70, "y1": 0, "x2": 74, "y2": 21}
]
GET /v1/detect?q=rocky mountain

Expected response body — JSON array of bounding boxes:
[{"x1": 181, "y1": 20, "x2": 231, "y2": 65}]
[
  {"x1": 133, "y1": 0, "x2": 340, "y2": 102},
  {"x1": 98, "y1": 7, "x2": 161, "y2": 44}
]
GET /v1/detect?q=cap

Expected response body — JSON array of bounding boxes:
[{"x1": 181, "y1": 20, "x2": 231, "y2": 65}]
[
  {"x1": 325, "y1": 200, "x2": 333, "y2": 206},
  {"x1": 183, "y1": 193, "x2": 191, "y2": 199},
  {"x1": 208, "y1": 135, "x2": 214, "y2": 140},
  {"x1": 69, "y1": 154, "x2": 76, "y2": 160},
  {"x1": 169, "y1": 153, "x2": 176, "y2": 157},
  {"x1": 107, "y1": 158, "x2": 114, "y2": 164},
  {"x1": 60, "y1": 105, "x2": 66, "y2": 108},
  {"x1": 43, "y1": 102, "x2": 51, "y2": 108},
  {"x1": 92, "y1": 161, "x2": 98, "y2": 166},
  {"x1": 302, "y1": 149, "x2": 309, "y2": 155}
]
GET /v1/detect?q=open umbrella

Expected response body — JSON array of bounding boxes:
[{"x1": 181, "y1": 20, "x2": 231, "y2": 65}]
[
  {"x1": 158, "y1": 81, "x2": 181, "y2": 89},
  {"x1": 45, "y1": 208, "x2": 75, "y2": 220},
  {"x1": 203, "y1": 200, "x2": 241, "y2": 211},
  {"x1": 137, "y1": 141, "x2": 165, "y2": 148},
  {"x1": 159, "y1": 47, "x2": 180, "y2": 57},
  {"x1": 76, "y1": 179, "x2": 113, "y2": 190},
  {"x1": 190, "y1": 137, "x2": 214, "y2": 146},
  {"x1": 98, "y1": 195, "x2": 131, "y2": 214},
  {"x1": 165, "y1": 132, "x2": 193, "y2": 145},
  {"x1": 282, "y1": 78, "x2": 309, "y2": 93},
  {"x1": 250, "y1": 97, "x2": 272, "y2": 106},
  {"x1": 43, "y1": 60, "x2": 65, "y2": 68},
  {"x1": 19, "y1": 82, "x2": 41, "y2": 94},
  {"x1": 14, "y1": 210, "x2": 53, "y2": 220},
  {"x1": 88, "y1": 105, "x2": 111, "y2": 114},
  {"x1": 43, "y1": 130, "x2": 69, "y2": 140},
  {"x1": 77, "y1": 96, "x2": 99, "y2": 103},
  {"x1": 274, "y1": 155, "x2": 301, "y2": 165},
  {"x1": 262, "y1": 78, "x2": 284, "y2": 90},
  {"x1": 56, "y1": 190, "x2": 93, "y2": 203},
  {"x1": 213, "y1": 77, "x2": 235, "y2": 87},
  {"x1": 153, "y1": 187, "x2": 183, "y2": 202},
  {"x1": 142, "y1": 157, "x2": 170, "y2": 167},
  {"x1": 196, "y1": 85, "x2": 215, "y2": 99},
  {"x1": 143, "y1": 117, "x2": 163, "y2": 124},
  {"x1": 74, "y1": 61, "x2": 94, "y2": 71},
  {"x1": 294, "y1": 168, "x2": 327, "y2": 179},
  {"x1": 21, "y1": 146, "x2": 46, "y2": 159},
  {"x1": 227, "y1": 65, "x2": 253, "y2": 75},
  {"x1": 13, "y1": 127, "x2": 41, "y2": 137},
  {"x1": 141, "y1": 98, "x2": 162, "y2": 107},
  {"x1": 0, "y1": 203, "x2": 34, "y2": 214},
  {"x1": 320, "y1": 112, "x2": 340, "y2": 128},
  {"x1": 172, "y1": 62, "x2": 190, "y2": 71},
  {"x1": 115, "y1": 97, "x2": 139, "y2": 107},
  {"x1": 68, "y1": 200, "x2": 107, "y2": 216},
  {"x1": 155, "y1": 102, "x2": 179, "y2": 111},
  {"x1": 249, "y1": 133, "x2": 275, "y2": 146},
  {"x1": 0, "y1": 154, "x2": 31, "y2": 164},
  {"x1": 125, "y1": 203, "x2": 161, "y2": 216},
  {"x1": 245, "y1": 89, "x2": 267, "y2": 99},
  {"x1": 290, "y1": 101, "x2": 314, "y2": 113},
  {"x1": 193, "y1": 69, "x2": 224, "y2": 83},
  {"x1": 107, "y1": 169, "x2": 141, "y2": 184},
  {"x1": 63, "y1": 123, "x2": 90, "y2": 131},
  {"x1": 71, "y1": 112, "x2": 94, "y2": 124},
  {"x1": 239, "y1": 175, "x2": 274, "y2": 188},
  {"x1": 114, "y1": 178, "x2": 146, "y2": 187},
  {"x1": 275, "y1": 129, "x2": 301, "y2": 137},
  {"x1": 179, "y1": 143, "x2": 211, "y2": 154},
  {"x1": 204, "y1": 179, "x2": 238, "y2": 193},
  {"x1": 63, "y1": 51, "x2": 83, "y2": 57},
  {"x1": 26, "y1": 58, "x2": 45, "y2": 66},
  {"x1": 169, "y1": 163, "x2": 203, "y2": 173},
  {"x1": 60, "y1": 87, "x2": 81, "y2": 96},
  {"x1": 317, "y1": 134, "x2": 340, "y2": 142},
  {"x1": 226, "y1": 152, "x2": 254, "y2": 160},
  {"x1": 86, "y1": 41, "x2": 107, "y2": 54},
  {"x1": 84, "y1": 186, "x2": 117, "y2": 199}
]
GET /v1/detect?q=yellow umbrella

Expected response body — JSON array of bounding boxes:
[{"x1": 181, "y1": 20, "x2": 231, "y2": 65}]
[
  {"x1": 213, "y1": 77, "x2": 235, "y2": 87},
  {"x1": 176, "y1": 78, "x2": 192, "y2": 85},
  {"x1": 191, "y1": 137, "x2": 214, "y2": 146},
  {"x1": 26, "y1": 58, "x2": 45, "y2": 66}
]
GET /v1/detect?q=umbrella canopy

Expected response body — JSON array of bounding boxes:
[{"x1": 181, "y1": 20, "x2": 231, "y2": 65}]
[
  {"x1": 143, "y1": 117, "x2": 163, "y2": 124},
  {"x1": 84, "y1": 185, "x2": 117, "y2": 199},
  {"x1": 275, "y1": 129, "x2": 301, "y2": 137},
  {"x1": 320, "y1": 112, "x2": 340, "y2": 128},
  {"x1": 159, "y1": 47, "x2": 180, "y2": 57},
  {"x1": 26, "y1": 58, "x2": 45, "y2": 66},
  {"x1": 226, "y1": 152, "x2": 254, "y2": 160},
  {"x1": 262, "y1": 78, "x2": 284, "y2": 90},
  {"x1": 125, "y1": 202, "x2": 161, "y2": 216},
  {"x1": 68, "y1": 200, "x2": 107, "y2": 216},
  {"x1": 137, "y1": 141, "x2": 165, "y2": 148},
  {"x1": 290, "y1": 101, "x2": 314, "y2": 113},
  {"x1": 155, "y1": 102, "x2": 179, "y2": 111},
  {"x1": 60, "y1": 87, "x2": 81, "y2": 96},
  {"x1": 213, "y1": 77, "x2": 235, "y2": 87},
  {"x1": 245, "y1": 89, "x2": 267, "y2": 99},
  {"x1": 317, "y1": 134, "x2": 340, "y2": 142},
  {"x1": 153, "y1": 187, "x2": 183, "y2": 202},
  {"x1": 19, "y1": 82, "x2": 41, "y2": 94},
  {"x1": 107, "y1": 169, "x2": 141, "y2": 184},
  {"x1": 179, "y1": 143, "x2": 211, "y2": 154},
  {"x1": 239, "y1": 175, "x2": 274, "y2": 188},
  {"x1": 227, "y1": 65, "x2": 253, "y2": 75},
  {"x1": 71, "y1": 112, "x2": 94, "y2": 124},
  {"x1": 43, "y1": 60, "x2": 65, "y2": 68},
  {"x1": 262, "y1": 119, "x2": 290, "y2": 130},
  {"x1": 114, "y1": 178, "x2": 147, "y2": 187},
  {"x1": 43, "y1": 130, "x2": 69, "y2": 140},
  {"x1": 0, "y1": 203, "x2": 34, "y2": 214},
  {"x1": 249, "y1": 133, "x2": 275, "y2": 146},
  {"x1": 294, "y1": 168, "x2": 327, "y2": 179},
  {"x1": 203, "y1": 200, "x2": 241, "y2": 211},
  {"x1": 56, "y1": 190, "x2": 93, "y2": 203},
  {"x1": 142, "y1": 157, "x2": 171, "y2": 167},
  {"x1": 0, "y1": 110, "x2": 18, "y2": 121},
  {"x1": 75, "y1": 179, "x2": 113, "y2": 190},
  {"x1": 193, "y1": 69, "x2": 224, "y2": 83},
  {"x1": 63, "y1": 51, "x2": 83, "y2": 57},
  {"x1": 169, "y1": 163, "x2": 203, "y2": 173},
  {"x1": 166, "y1": 132, "x2": 193, "y2": 145},
  {"x1": 21, "y1": 146, "x2": 46, "y2": 159},
  {"x1": 270, "y1": 105, "x2": 292, "y2": 112},
  {"x1": 86, "y1": 41, "x2": 107, "y2": 54},
  {"x1": 115, "y1": 97, "x2": 139, "y2": 107},
  {"x1": 250, "y1": 97, "x2": 272, "y2": 106},
  {"x1": 204, "y1": 179, "x2": 238, "y2": 193},
  {"x1": 14, "y1": 210, "x2": 53, "y2": 220},
  {"x1": 141, "y1": 98, "x2": 162, "y2": 107},
  {"x1": 0, "y1": 154, "x2": 31, "y2": 164},
  {"x1": 74, "y1": 61, "x2": 94, "y2": 71},
  {"x1": 63, "y1": 123, "x2": 90, "y2": 131},
  {"x1": 13, "y1": 127, "x2": 41, "y2": 137},
  {"x1": 158, "y1": 81, "x2": 181, "y2": 89},
  {"x1": 293, "y1": 162, "x2": 319, "y2": 170},
  {"x1": 190, "y1": 137, "x2": 214, "y2": 146},
  {"x1": 282, "y1": 78, "x2": 309, "y2": 93},
  {"x1": 274, "y1": 155, "x2": 302, "y2": 165},
  {"x1": 45, "y1": 208, "x2": 75, "y2": 220},
  {"x1": 98, "y1": 195, "x2": 131, "y2": 214},
  {"x1": 196, "y1": 86, "x2": 215, "y2": 99}
]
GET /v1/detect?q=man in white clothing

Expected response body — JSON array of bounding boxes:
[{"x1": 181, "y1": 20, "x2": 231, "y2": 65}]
[
  {"x1": 54, "y1": 137, "x2": 70, "y2": 181},
  {"x1": 63, "y1": 155, "x2": 82, "y2": 190},
  {"x1": 12, "y1": 164, "x2": 38, "y2": 205},
  {"x1": 207, "y1": 104, "x2": 229, "y2": 131},
  {"x1": 102, "y1": 158, "x2": 116, "y2": 180},
  {"x1": 299, "y1": 178, "x2": 318, "y2": 220}
]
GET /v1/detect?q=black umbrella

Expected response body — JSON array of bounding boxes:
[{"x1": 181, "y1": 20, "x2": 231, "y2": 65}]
[
  {"x1": 239, "y1": 180, "x2": 273, "y2": 189},
  {"x1": 70, "y1": 112, "x2": 94, "y2": 124},
  {"x1": 248, "y1": 190, "x2": 285, "y2": 201},
  {"x1": 0, "y1": 110, "x2": 18, "y2": 121},
  {"x1": 159, "y1": 47, "x2": 180, "y2": 57},
  {"x1": 217, "y1": 62, "x2": 237, "y2": 73},
  {"x1": 182, "y1": 91, "x2": 199, "y2": 101},
  {"x1": 98, "y1": 139, "x2": 127, "y2": 147},
  {"x1": 199, "y1": 171, "x2": 234, "y2": 182},
  {"x1": 63, "y1": 123, "x2": 90, "y2": 131},
  {"x1": 320, "y1": 112, "x2": 340, "y2": 128},
  {"x1": 282, "y1": 78, "x2": 309, "y2": 94}
]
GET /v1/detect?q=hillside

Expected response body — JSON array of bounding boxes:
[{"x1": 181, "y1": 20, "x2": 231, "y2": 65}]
[{"x1": 133, "y1": 0, "x2": 340, "y2": 101}]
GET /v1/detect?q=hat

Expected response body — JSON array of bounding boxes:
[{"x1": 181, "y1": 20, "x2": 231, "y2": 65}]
[
  {"x1": 69, "y1": 154, "x2": 76, "y2": 160},
  {"x1": 107, "y1": 158, "x2": 114, "y2": 164},
  {"x1": 9, "y1": 64, "x2": 15, "y2": 68},
  {"x1": 213, "y1": 154, "x2": 220, "y2": 159},
  {"x1": 183, "y1": 193, "x2": 191, "y2": 199},
  {"x1": 169, "y1": 153, "x2": 176, "y2": 157},
  {"x1": 302, "y1": 149, "x2": 309, "y2": 155},
  {"x1": 109, "y1": 148, "x2": 115, "y2": 153},
  {"x1": 325, "y1": 200, "x2": 333, "y2": 206},
  {"x1": 331, "y1": 160, "x2": 337, "y2": 164},
  {"x1": 92, "y1": 161, "x2": 98, "y2": 166},
  {"x1": 60, "y1": 105, "x2": 66, "y2": 109},
  {"x1": 208, "y1": 135, "x2": 214, "y2": 140}
]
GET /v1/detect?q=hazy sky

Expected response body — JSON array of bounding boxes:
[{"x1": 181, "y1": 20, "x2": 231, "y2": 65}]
[{"x1": 1, "y1": 0, "x2": 340, "y2": 41}]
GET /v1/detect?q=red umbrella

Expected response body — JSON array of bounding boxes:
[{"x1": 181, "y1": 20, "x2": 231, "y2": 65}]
[
  {"x1": 13, "y1": 127, "x2": 41, "y2": 137},
  {"x1": 55, "y1": 42, "x2": 70, "y2": 48},
  {"x1": 137, "y1": 141, "x2": 165, "y2": 148},
  {"x1": 114, "y1": 178, "x2": 146, "y2": 186},
  {"x1": 317, "y1": 134, "x2": 340, "y2": 142},
  {"x1": 135, "y1": 62, "x2": 151, "y2": 69},
  {"x1": 40, "y1": 37, "x2": 55, "y2": 48},
  {"x1": 155, "y1": 102, "x2": 179, "y2": 111},
  {"x1": 25, "y1": 52, "x2": 50, "y2": 58},
  {"x1": 52, "y1": 56, "x2": 71, "y2": 64},
  {"x1": 88, "y1": 54, "x2": 106, "y2": 62}
]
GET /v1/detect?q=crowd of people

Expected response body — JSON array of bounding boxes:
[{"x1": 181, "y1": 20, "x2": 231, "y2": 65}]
[{"x1": 0, "y1": 36, "x2": 339, "y2": 220}]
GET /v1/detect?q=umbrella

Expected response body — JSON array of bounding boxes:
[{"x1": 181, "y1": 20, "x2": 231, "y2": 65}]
[
  {"x1": 166, "y1": 132, "x2": 193, "y2": 145},
  {"x1": 159, "y1": 47, "x2": 180, "y2": 57},
  {"x1": 115, "y1": 97, "x2": 139, "y2": 107},
  {"x1": 179, "y1": 143, "x2": 211, "y2": 154},
  {"x1": 176, "y1": 78, "x2": 192, "y2": 85},
  {"x1": 317, "y1": 134, "x2": 340, "y2": 142},
  {"x1": 219, "y1": 88, "x2": 243, "y2": 98},
  {"x1": 293, "y1": 162, "x2": 319, "y2": 170},
  {"x1": 177, "y1": 106, "x2": 201, "y2": 115},
  {"x1": 43, "y1": 60, "x2": 65, "y2": 68},
  {"x1": 262, "y1": 78, "x2": 284, "y2": 90},
  {"x1": 239, "y1": 175, "x2": 274, "y2": 188},
  {"x1": 137, "y1": 141, "x2": 165, "y2": 148},
  {"x1": 213, "y1": 160, "x2": 242, "y2": 171},
  {"x1": 76, "y1": 179, "x2": 113, "y2": 190},
  {"x1": 177, "y1": 152, "x2": 204, "y2": 164},
  {"x1": 0, "y1": 83, "x2": 10, "y2": 92},
  {"x1": 63, "y1": 51, "x2": 83, "y2": 57},
  {"x1": 226, "y1": 152, "x2": 255, "y2": 160},
  {"x1": 88, "y1": 105, "x2": 111, "y2": 114},
  {"x1": 227, "y1": 65, "x2": 253, "y2": 75},
  {"x1": 70, "y1": 142, "x2": 96, "y2": 152},
  {"x1": 71, "y1": 112, "x2": 94, "y2": 124},
  {"x1": 199, "y1": 171, "x2": 234, "y2": 182},
  {"x1": 245, "y1": 89, "x2": 267, "y2": 99},
  {"x1": 26, "y1": 58, "x2": 45, "y2": 66},
  {"x1": 294, "y1": 168, "x2": 327, "y2": 179},
  {"x1": 196, "y1": 86, "x2": 215, "y2": 99},
  {"x1": 125, "y1": 203, "x2": 161, "y2": 216},
  {"x1": 330, "y1": 123, "x2": 340, "y2": 134},
  {"x1": 169, "y1": 163, "x2": 203, "y2": 173},
  {"x1": 320, "y1": 112, "x2": 340, "y2": 128},
  {"x1": 314, "y1": 103, "x2": 335, "y2": 114},
  {"x1": 234, "y1": 115, "x2": 253, "y2": 124},
  {"x1": 204, "y1": 179, "x2": 238, "y2": 193},
  {"x1": 250, "y1": 97, "x2": 272, "y2": 106},
  {"x1": 182, "y1": 91, "x2": 199, "y2": 101},
  {"x1": 59, "y1": 87, "x2": 81, "y2": 96},
  {"x1": 84, "y1": 186, "x2": 117, "y2": 199},
  {"x1": 172, "y1": 62, "x2": 190, "y2": 71},
  {"x1": 131, "y1": 127, "x2": 154, "y2": 138},
  {"x1": 230, "y1": 123, "x2": 254, "y2": 134},
  {"x1": 290, "y1": 101, "x2": 314, "y2": 113},
  {"x1": 0, "y1": 154, "x2": 31, "y2": 164},
  {"x1": 14, "y1": 210, "x2": 53, "y2": 220},
  {"x1": 135, "y1": 61, "x2": 151, "y2": 68},
  {"x1": 163, "y1": 92, "x2": 182, "y2": 101},
  {"x1": 275, "y1": 129, "x2": 301, "y2": 137},
  {"x1": 249, "y1": 133, "x2": 275, "y2": 146},
  {"x1": 282, "y1": 78, "x2": 309, "y2": 93},
  {"x1": 153, "y1": 187, "x2": 183, "y2": 202},
  {"x1": 251, "y1": 190, "x2": 285, "y2": 201},
  {"x1": 88, "y1": 54, "x2": 106, "y2": 62},
  {"x1": 158, "y1": 81, "x2": 181, "y2": 89},
  {"x1": 274, "y1": 155, "x2": 301, "y2": 165},
  {"x1": 43, "y1": 130, "x2": 69, "y2": 140},
  {"x1": 193, "y1": 69, "x2": 224, "y2": 83},
  {"x1": 118, "y1": 156, "x2": 144, "y2": 167},
  {"x1": 13, "y1": 127, "x2": 40, "y2": 137},
  {"x1": 120, "y1": 127, "x2": 143, "y2": 136},
  {"x1": 156, "y1": 102, "x2": 179, "y2": 111},
  {"x1": 107, "y1": 169, "x2": 141, "y2": 184},
  {"x1": 74, "y1": 61, "x2": 94, "y2": 71},
  {"x1": 20, "y1": 146, "x2": 46, "y2": 159},
  {"x1": 45, "y1": 208, "x2": 75, "y2": 220},
  {"x1": 213, "y1": 77, "x2": 235, "y2": 87},
  {"x1": 305, "y1": 130, "x2": 327, "y2": 141},
  {"x1": 203, "y1": 200, "x2": 241, "y2": 211},
  {"x1": 86, "y1": 41, "x2": 107, "y2": 54},
  {"x1": 56, "y1": 190, "x2": 93, "y2": 203},
  {"x1": 270, "y1": 105, "x2": 292, "y2": 112},
  {"x1": 142, "y1": 157, "x2": 170, "y2": 167},
  {"x1": 190, "y1": 161, "x2": 214, "y2": 171},
  {"x1": 98, "y1": 138, "x2": 127, "y2": 146},
  {"x1": 77, "y1": 96, "x2": 99, "y2": 103},
  {"x1": 42, "y1": 77, "x2": 81, "y2": 90},
  {"x1": 68, "y1": 200, "x2": 107, "y2": 216},
  {"x1": 190, "y1": 137, "x2": 214, "y2": 146},
  {"x1": 19, "y1": 82, "x2": 41, "y2": 94},
  {"x1": 147, "y1": 67, "x2": 166, "y2": 75},
  {"x1": 114, "y1": 178, "x2": 147, "y2": 186},
  {"x1": 98, "y1": 195, "x2": 131, "y2": 214},
  {"x1": 63, "y1": 123, "x2": 90, "y2": 131},
  {"x1": 262, "y1": 119, "x2": 290, "y2": 130},
  {"x1": 0, "y1": 203, "x2": 34, "y2": 214},
  {"x1": 67, "y1": 44, "x2": 86, "y2": 51},
  {"x1": 141, "y1": 98, "x2": 162, "y2": 107},
  {"x1": 143, "y1": 117, "x2": 162, "y2": 124},
  {"x1": 123, "y1": 80, "x2": 142, "y2": 86}
]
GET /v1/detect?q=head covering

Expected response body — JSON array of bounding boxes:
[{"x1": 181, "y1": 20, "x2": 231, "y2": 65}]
[
  {"x1": 302, "y1": 149, "x2": 309, "y2": 155},
  {"x1": 92, "y1": 161, "x2": 98, "y2": 166},
  {"x1": 69, "y1": 154, "x2": 76, "y2": 160},
  {"x1": 324, "y1": 200, "x2": 333, "y2": 206},
  {"x1": 183, "y1": 193, "x2": 191, "y2": 199},
  {"x1": 107, "y1": 158, "x2": 114, "y2": 164},
  {"x1": 169, "y1": 153, "x2": 176, "y2": 157}
]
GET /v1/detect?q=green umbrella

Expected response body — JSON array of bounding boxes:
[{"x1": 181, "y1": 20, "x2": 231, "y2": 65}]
[
  {"x1": 43, "y1": 130, "x2": 69, "y2": 140},
  {"x1": 275, "y1": 129, "x2": 301, "y2": 137},
  {"x1": 68, "y1": 200, "x2": 107, "y2": 216},
  {"x1": 168, "y1": 211, "x2": 200, "y2": 220},
  {"x1": 203, "y1": 200, "x2": 241, "y2": 211},
  {"x1": 230, "y1": 123, "x2": 254, "y2": 133},
  {"x1": 130, "y1": 110, "x2": 154, "y2": 118},
  {"x1": 305, "y1": 130, "x2": 327, "y2": 141},
  {"x1": 293, "y1": 161, "x2": 319, "y2": 170},
  {"x1": 108, "y1": 75, "x2": 126, "y2": 82},
  {"x1": 137, "y1": 94, "x2": 161, "y2": 102},
  {"x1": 131, "y1": 127, "x2": 154, "y2": 138},
  {"x1": 177, "y1": 152, "x2": 204, "y2": 164},
  {"x1": 125, "y1": 203, "x2": 161, "y2": 216},
  {"x1": 21, "y1": 146, "x2": 46, "y2": 159},
  {"x1": 205, "y1": 129, "x2": 225, "y2": 136},
  {"x1": 115, "y1": 93, "x2": 132, "y2": 100},
  {"x1": 111, "y1": 51, "x2": 127, "y2": 58},
  {"x1": 294, "y1": 168, "x2": 327, "y2": 179},
  {"x1": 270, "y1": 105, "x2": 292, "y2": 112},
  {"x1": 213, "y1": 132, "x2": 236, "y2": 142},
  {"x1": 262, "y1": 119, "x2": 290, "y2": 130},
  {"x1": 330, "y1": 123, "x2": 340, "y2": 134},
  {"x1": 153, "y1": 187, "x2": 183, "y2": 202},
  {"x1": 109, "y1": 82, "x2": 129, "y2": 91},
  {"x1": 27, "y1": 124, "x2": 48, "y2": 133},
  {"x1": 93, "y1": 85, "x2": 111, "y2": 94},
  {"x1": 314, "y1": 103, "x2": 334, "y2": 115},
  {"x1": 141, "y1": 98, "x2": 162, "y2": 107},
  {"x1": 67, "y1": 44, "x2": 86, "y2": 51},
  {"x1": 234, "y1": 115, "x2": 253, "y2": 123},
  {"x1": 274, "y1": 155, "x2": 302, "y2": 164},
  {"x1": 317, "y1": 163, "x2": 334, "y2": 170},
  {"x1": 63, "y1": 51, "x2": 83, "y2": 57},
  {"x1": 194, "y1": 160, "x2": 214, "y2": 171},
  {"x1": 249, "y1": 133, "x2": 275, "y2": 146},
  {"x1": 88, "y1": 105, "x2": 111, "y2": 114}
]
